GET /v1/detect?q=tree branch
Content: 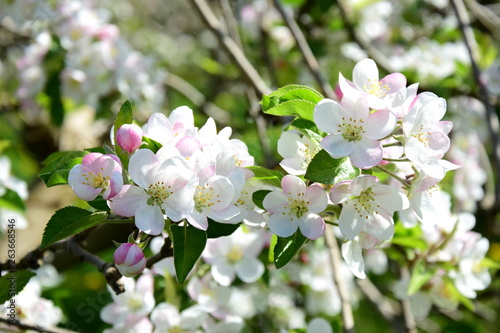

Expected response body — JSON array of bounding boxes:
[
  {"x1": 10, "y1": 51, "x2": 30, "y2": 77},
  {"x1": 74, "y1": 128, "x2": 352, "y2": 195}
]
[
  {"x1": 189, "y1": 0, "x2": 271, "y2": 96},
  {"x1": 273, "y1": 0, "x2": 336, "y2": 99},
  {"x1": 324, "y1": 224, "x2": 355, "y2": 332},
  {"x1": 0, "y1": 316, "x2": 79, "y2": 333}
]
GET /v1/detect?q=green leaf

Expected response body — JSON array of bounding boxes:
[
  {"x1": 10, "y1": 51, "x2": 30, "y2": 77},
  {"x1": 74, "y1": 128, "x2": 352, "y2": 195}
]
[
  {"x1": 38, "y1": 151, "x2": 88, "y2": 186},
  {"x1": 0, "y1": 189, "x2": 25, "y2": 212},
  {"x1": 41, "y1": 206, "x2": 108, "y2": 248},
  {"x1": 87, "y1": 198, "x2": 110, "y2": 211},
  {"x1": 171, "y1": 224, "x2": 207, "y2": 284},
  {"x1": 305, "y1": 150, "x2": 361, "y2": 185},
  {"x1": 407, "y1": 260, "x2": 435, "y2": 295},
  {"x1": 274, "y1": 230, "x2": 307, "y2": 269},
  {"x1": 289, "y1": 118, "x2": 324, "y2": 142},
  {"x1": 113, "y1": 100, "x2": 133, "y2": 138},
  {"x1": 263, "y1": 99, "x2": 317, "y2": 121},
  {"x1": 261, "y1": 85, "x2": 323, "y2": 121},
  {"x1": 246, "y1": 166, "x2": 283, "y2": 188},
  {"x1": 141, "y1": 136, "x2": 163, "y2": 154},
  {"x1": 206, "y1": 219, "x2": 241, "y2": 238},
  {"x1": 390, "y1": 237, "x2": 428, "y2": 251},
  {"x1": 0, "y1": 271, "x2": 36, "y2": 304},
  {"x1": 85, "y1": 147, "x2": 106, "y2": 154},
  {"x1": 252, "y1": 190, "x2": 272, "y2": 210}
]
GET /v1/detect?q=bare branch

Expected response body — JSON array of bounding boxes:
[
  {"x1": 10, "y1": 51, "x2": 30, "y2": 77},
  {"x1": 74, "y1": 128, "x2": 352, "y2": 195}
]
[
  {"x1": 273, "y1": 0, "x2": 336, "y2": 99},
  {"x1": 0, "y1": 316, "x2": 79, "y2": 333}
]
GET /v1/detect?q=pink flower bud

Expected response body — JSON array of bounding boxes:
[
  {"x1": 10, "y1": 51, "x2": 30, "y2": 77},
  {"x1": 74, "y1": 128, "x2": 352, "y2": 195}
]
[
  {"x1": 116, "y1": 124, "x2": 143, "y2": 153},
  {"x1": 113, "y1": 243, "x2": 146, "y2": 277}
]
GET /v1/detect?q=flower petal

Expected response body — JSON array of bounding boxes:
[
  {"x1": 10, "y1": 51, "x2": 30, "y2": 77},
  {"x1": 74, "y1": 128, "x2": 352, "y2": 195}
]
[
  {"x1": 108, "y1": 185, "x2": 148, "y2": 217},
  {"x1": 313, "y1": 99, "x2": 344, "y2": 134},
  {"x1": 352, "y1": 58, "x2": 379, "y2": 89},
  {"x1": 135, "y1": 203, "x2": 165, "y2": 235},
  {"x1": 321, "y1": 134, "x2": 354, "y2": 158},
  {"x1": 211, "y1": 258, "x2": 235, "y2": 286},
  {"x1": 234, "y1": 257, "x2": 264, "y2": 283},
  {"x1": 338, "y1": 201, "x2": 365, "y2": 240},
  {"x1": 342, "y1": 239, "x2": 366, "y2": 279},
  {"x1": 267, "y1": 213, "x2": 299, "y2": 238},
  {"x1": 298, "y1": 214, "x2": 325, "y2": 240}
]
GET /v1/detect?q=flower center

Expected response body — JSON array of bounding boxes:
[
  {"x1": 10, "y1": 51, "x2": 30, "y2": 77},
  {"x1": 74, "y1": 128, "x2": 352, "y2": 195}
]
[
  {"x1": 282, "y1": 192, "x2": 309, "y2": 219},
  {"x1": 194, "y1": 184, "x2": 220, "y2": 211},
  {"x1": 299, "y1": 143, "x2": 320, "y2": 168},
  {"x1": 411, "y1": 125, "x2": 432, "y2": 147},
  {"x1": 227, "y1": 245, "x2": 244, "y2": 264},
  {"x1": 338, "y1": 118, "x2": 366, "y2": 142},
  {"x1": 146, "y1": 181, "x2": 172, "y2": 206},
  {"x1": 352, "y1": 188, "x2": 380, "y2": 218},
  {"x1": 82, "y1": 171, "x2": 110, "y2": 190},
  {"x1": 127, "y1": 296, "x2": 144, "y2": 311},
  {"x1": 363, "y1": 78, "x2": 390, "y2": 98}
]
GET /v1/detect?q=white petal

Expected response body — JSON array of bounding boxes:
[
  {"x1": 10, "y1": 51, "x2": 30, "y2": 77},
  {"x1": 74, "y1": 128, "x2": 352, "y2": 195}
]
[
  {"x1": 298, "y1": 214, "x2": 325, "y2": 240},
  {"x1": 211, "y1": 259, "x2": 235, "y2": 286},
  {"x1": 267, "y1": 213, "x2": 299, "y2": 238},
  {"x1": 129, "y1": 149, "x2": 159, "y2": 188},
  {"x1": 135, "y1": 203, "x2": 165, "y2": 235},
  {"x1": 108, "y1": 185, "x2": 148, "y2": 217},
  {"x1": 234, "y1": 257, "x2": 264, "y2": 283},
  {"x1": 342, "y1": 239, "x2": 366, "y2": 279}
]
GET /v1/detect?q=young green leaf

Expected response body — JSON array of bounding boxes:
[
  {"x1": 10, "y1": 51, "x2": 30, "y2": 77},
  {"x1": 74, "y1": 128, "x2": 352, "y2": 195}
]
[
  {"x1": 141, "y1": 136, "x2": 163, "y2": 154},
  {"x1": 261, "y1": 85, "x2": 324, "y2": 121},
  {"x1": 246, "y1": 166, "x2": 283, "y2": 188},
  {"x1": 113, "y1": 100, "x2": 133, "y2": 138},
  {"x1": 41, "y1": 206, "x2": 108, "y2": 248},
  {"x1": 0, "y1": 189, "x2": 25, "y2": 212},
  {"x1": 289, "y1": 118, "x2": 324, "y2": 142},
  {"x1": 206, "y1": 219, "x2": 241, "y2": 238},
  {"x1": 0, "y1": 271, "x2": 36, "y2": 304},
  {"x1": 274, "y1": 230, "x2": 307, "y2": 269},
  {"x1": 264, "y1": 99, "x2": 316, "y2": 121},
  {"x1": 170, "y1": 224, "x2": 207, "y2": 284},
  {"x1": 305, "y1": 150, "x2": 361, "y2": 185},
  {"x1": 38, "y1": 151, "x2": 88, "y2": 187},
  {"x1": 407, "y1": 260, "x2": 435, "y2": 295},
  {"x1": 252, "y1": 190, "x2": 272, "y2": 210}
]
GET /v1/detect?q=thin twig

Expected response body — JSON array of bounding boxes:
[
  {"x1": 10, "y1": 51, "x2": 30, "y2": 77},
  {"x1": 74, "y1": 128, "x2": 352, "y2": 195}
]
[
  {"x1": 400, "y1": 267, "x2": 418, "y2": 333},
  {"x1": 273, "y1": 0, "x2": 336, "y2": 99},
  {"x1": 464, "y1": 0, "x2": 500, "y2": 41},
  {"x1": 451, "y1": 0, "x2": 500, "y2": 210},
  {"x1": 0, "y1": 316, "x2": 79, "y2": 333},
  {"x1": 189, "y1": 0, "x2": 271, "y2": 96},
  {"x1": 146, "y1": 237, "x2": 173, "y2": 269},
  {"x1": 334, "y1": 0, "x2": 394, "y2": 73},
  {"x1": 324, "y1": 224, "x2": 355, "y2": 332}
]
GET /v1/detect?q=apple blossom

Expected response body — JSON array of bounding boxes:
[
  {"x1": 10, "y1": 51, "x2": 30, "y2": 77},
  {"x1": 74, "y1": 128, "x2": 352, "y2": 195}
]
[
  {"x1": 277, "y1": 131, "x2": 321, "y2": 175},
  {"x1": 150, "y1": 302, "x2": 207, "y2": 333},
  {"x1": 116, "y1": 123, "x2": 143, "y2": 153},
  {"x1": 108, "y1": 149, "x2": 196, "y2": 235},
  {"x1": 330, "y1": 175, "x2": 409, "y2": 242},
  {"x1": 263, "y1": 175, "x2": 327, "y2": 239},
  {"x1": 113, "y1": 243, "x2": 147, "y2": 277},
  {"x1": 338, "y1": 58, "x2": 407, "y2": 110},
  {"x1": 314, "y1": 96, "x2": 397, "y2": 169},
  {"x1": 202, "y1": 228, "x2": 266, "y2": 286},
  {"x1": 68, "y1": 152, "x2": 123, "y2": 201}
]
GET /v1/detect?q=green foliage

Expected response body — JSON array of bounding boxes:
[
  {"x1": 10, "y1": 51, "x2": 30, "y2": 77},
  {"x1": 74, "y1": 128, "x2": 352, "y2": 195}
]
[
  {"x1": 41, "y1": 206, "x2": 109, "y2": 248},
  {"x1": 206, "y1": 219, "x2": 241, "y2": 238},
  {"x1": 0, "y1": 271, "x2": 36, "y2": 304},
  {"x1": 38, "y1": 151, "x2": 88, "y2": 187},
  {"x1": 141, "y1": 136, "x2": 163, "y2": 154},
  {"x1": 252, "y1": 190, "x2": 272, "y2": 210},
  {"x1": 87, "y1": 198, "x2": 110, "y2": 211},
  {"x1": 170, "y1": 224, "x2": 207, "y2": 284},
  {"x1": 0, "y1": 189, "x2": 25, "y2": 212},
  {"x1": 305, "y1": 149, "x2": 361, "y2": 184},
  {"x1": 247, "y1": 166, "x2": 283, "y2": 188},
  {"x1": 273, "y1": 230, "x2": 308, "y2": 269},
  {"x1": 289, "y1": 118, "x2": 324, "y2": 142},
  {"x1": 407, "y1": 259, "x2": 436, "y2": 295},
  {"x1": 261, "y1": 84, "x2": 324, "y2": 121}
]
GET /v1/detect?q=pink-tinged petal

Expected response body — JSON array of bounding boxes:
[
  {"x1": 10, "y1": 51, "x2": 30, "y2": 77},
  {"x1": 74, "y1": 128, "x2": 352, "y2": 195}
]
[
  {"x1": 263, "y1": 191, "x2": 289, "y2": 213},
  {"x1": 341, "y1": 96, "x2": 369, "y2": 122},
  {"x1": 350, "y1": 175, "x2": 378, "y2": 196},
  {"x1": 129, "y1": 149, "x2": 159, "y2": 188},
  {"x1": 358, "y1": 232, "x2": 381, "y2": 249},
  {"x1": 234, "y1": 257, "x2": 264, "y2": 283},
  {"x1": 169, "y1": 105, "x2": 194, "y2": 130},
  {"x1": 108, "y1": 185, "x2": 148, "y2": 217},
  {"x1": 281, "y1": 175, "x2": 306, "y2": 198},
  {"x1": 187, "y1": 211, "x2": 209, "y2": 230},
  {"x1": 363, "y1": 211, "x2": 394, "y2": 242},
  {"x1": 211, "y1": 258, "x2": 235, "y2": 286},
  {"x1": 342, "y1": 240, "x2": 366, "y2": 279},
  {"x1": 267, "y1": 213, "x2": 299, "y2": 238},
  {"x1": 135, "y1": 203, "x2": 165, "y2": 235},
  {"x1": 104, "y1": 170, "x2": 123, "y2": 199},
  {"x1": 304, "y1": 184, "x2": 328, "y2": 213},
  {"x1": 329, "y1": 181, "x2": 353, "y2": 204},
  {"x1": 81, "y1": 152, "x2": 102, "y2": 166},
  {"x1": 176, "y1": 136, "x2": 201, "y2": 158},
  {"x1": 313, "y1": 99, "x2": 344, "y2": 134},
  {"x1": 372, "y1": 184, "x2": 409, "y2": 213},
  {"x1": 68, "y1": 165, "x2": 102, "y2": 201},
  {"x1": 116, "y1": 123, "x2": 143, "y2": 153},
  {"x1": 298, "y1": 214, "x2": 325, "y2": 239},
  {"x1": 428, "y1": 131, "x2": 450, "y2": 156},
  {"x1": 338, "y1": 72, "x2": 361, "y2": 100},
  {"x1": 349, "y1": 138, "x2": 383, "y2": 169},
  {"x1": 438, "y1": 121, "x2": 453, "y2": 135},
  {"x1": 364, "y1": 109, "x2": 397, "y2": 140},
  {"x1": 352, "y1": 58, "x2": 379, "y2": 89},
  {"x1": 321, "y1": 134, "x2": 354, "y2": 158},
  {"x1": 380, "y1": 72, "x2": 406, "y2": 94},
  {"x1": 338, "y1": 201, "x2": 365, "y2": 240}
]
